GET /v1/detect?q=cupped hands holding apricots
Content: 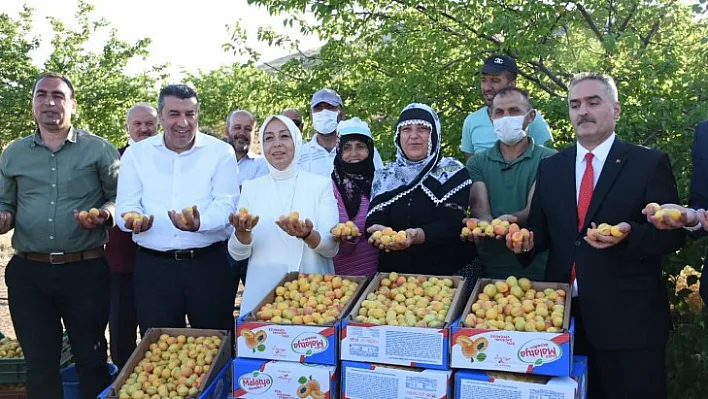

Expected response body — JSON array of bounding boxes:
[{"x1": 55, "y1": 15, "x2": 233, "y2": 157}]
[
  {"x1": 461, "y1": 217, "x2": 520, "y2": 243},
  {"x1": 331, "y1": 221, "x2": 361, "y2": 241},
  {"x1": 367, "y1": 225, "x2": 423, "y2": 251},
  {"x1": 228, "y1": 207, "x2": 260, "y2": 243},
  {"x1": 74, "y1": 207, "x2": 109, "y2": 229},
  {"x1": 642, "y1": 202, "x2": 699, "y2": 230},
  {"x1": 168, "y1": 205, "x2": 200, "y2": 232},
  {"x1": 121, "y1": 211, "x2": 154, "y2": 234},
  {"x1": 276, "y1": 211, "x2": 315, "y2": 239},
  {"x1": 583, "y1": 222, "x2": 631, "y2": 249}
]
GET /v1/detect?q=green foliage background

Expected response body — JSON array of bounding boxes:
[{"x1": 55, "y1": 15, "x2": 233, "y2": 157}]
[{"x1": 1, "y1": 0, "x2": 707, "y2": 394}]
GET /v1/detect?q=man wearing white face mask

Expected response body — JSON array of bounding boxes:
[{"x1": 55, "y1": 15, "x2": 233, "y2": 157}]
[
  {"x1": 464, "y1": 87, "x2": 556, "y2": 280},
  {"x1": 299, "y1": 88, "x2": 384, "y2": 175}
]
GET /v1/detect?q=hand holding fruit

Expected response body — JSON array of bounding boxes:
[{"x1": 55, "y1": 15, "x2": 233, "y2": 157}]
[
  {"x1": 643, "y1": 203, "x2": 697, "y2": 230},
  {"x1": 168, "y1": 205, "x2": 200, "y2": 232},
  {"x1": 584, "y1": 222, "x2": 631, "y2": 249},
  {"x1": 367, "y1": 226, "x2": 413, "y2": 251},
  {"x1": 505, "y1": 226, "x2": 534, "y2": 254},
  {"x1": 461, "y1": 218, "x2": 512, "y2": 243},
  {"x1": 277, "y1": 212, "x2": 314, "y2": 239},
  {"x1": 385, "y1": 228, "x2": 423, "y2": 252},
  {"x1": 74, "y1": 207, "x2": 109, "y2": 229},
  {"x1": 0, "y1": 211, "x2": 13, "y2": 235},
  {"x1": 121, "y1": 211, "x2": 154, "y2": 234},
  {"x1": 331, "y1": 221, "x2": 361, "y2": 241},
  {"x1": 696, "y1": 209, "x2": 708, "y2": 231},
  {"x1": 229, "y1": 208, "x2": 260, "y2": 233}
]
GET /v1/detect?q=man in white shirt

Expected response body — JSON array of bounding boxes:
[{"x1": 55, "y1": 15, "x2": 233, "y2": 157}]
[
  {"x1": 116, "y1": 84, "x2": 238, "y2": 336},
  {"x1": 299, "y1": 89, "x2": 384, "y2": 175},
  {"x1": 225, "y1": 110, "x2": 268, "y2": 189},
  {"x1": 224, "y1": 109, "x2": 267, "y2": 303}
]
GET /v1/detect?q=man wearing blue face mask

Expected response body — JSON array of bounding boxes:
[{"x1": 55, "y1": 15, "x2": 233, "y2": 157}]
[
  {"x1": 299, "y1": 88, "x2": 384, "y2": 175},
  {"x1": 463, "y1": 87, "x2": 556, "y2": 280}
]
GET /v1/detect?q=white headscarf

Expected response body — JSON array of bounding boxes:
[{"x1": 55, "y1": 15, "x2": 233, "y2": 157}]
[{"x1": 258, "y1": 115, "x2": 303, "y2": 181}]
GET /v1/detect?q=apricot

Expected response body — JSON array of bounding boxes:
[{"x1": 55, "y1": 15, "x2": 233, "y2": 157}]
[
  {"x1": 610, "y1": 225, "x2": 625, "y2": 238},
  {"x1": 518, "y1": 278, "x2": 532, "y2": 291},
  {"x1": 596, "y1": 223, "x2": 612, "y2": 236},
  {"x1": 508, "y1": 223, "x2": 520, "y2": 235},
  {"x1": 310, "y1": 389, "x2": 325, "y2": 399},
  {"x1": 382, "y1": 227, "x2": 394, "y2": 236},
  {"x1": 472, "y1": 227, "x2": 483, "y2": 236},
  {"x1": 665, "y1": 208, "x2": 681, "y2": 222},
  {"x1": 89, "y1": 208, "x2": 100, "y2": 217},
  {"x1": 372, "y1": 231, "x2": 383, "y2": 240},
  {"x1": 461, "y1": 343, "x2": 478, "y2": 358},
  {"x1": 289, "y1": 211, "x2": 300, "y2": 221},
  {"x1": 79, "y1": 210, "x2": 89, "y2": 219},
  {"x1": 484, "y1": 225, "x2": 495, "y2": 237},
  {"x1": 511, "y1": 231, "x2": 523, "y2": 243},
  {"x1": 466, "y1": 218, "x2": 478, "y2": 230},
  {"x1": 493, "y1": 224, "x2": 507, "y2": 236},
  {"x1": 180, "y1": 207, "x2": 194, "y2": 224}
]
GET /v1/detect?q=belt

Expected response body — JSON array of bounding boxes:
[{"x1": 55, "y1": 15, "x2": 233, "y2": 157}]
[
  {"x1": 137, "y1": 241, "x2": 224, "y2": 261},
  {"x1": 17, "y1": 247, "x2": 105, "y2": 265}
]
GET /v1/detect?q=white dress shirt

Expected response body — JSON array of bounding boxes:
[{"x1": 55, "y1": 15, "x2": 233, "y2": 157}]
[
  {"x1": 116, "y1": 132, "x2": 239, "y2": 251},
  {"x1": 573, "y1": 133, "x2": 616, "y2": 296},
  {"x1": 298, "y1": 135, "x2": 385, "y2": 176}
]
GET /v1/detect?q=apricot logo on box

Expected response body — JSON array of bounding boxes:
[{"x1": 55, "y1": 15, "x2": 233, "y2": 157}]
[
  {"x1": 518, "y1": 339, "x2": 562, "y2": 365},
  {"x1": 291, "y1": 333, "x2": 328, "y2": 355},
  {"x1": 239, "y1": 372, "x2": 273, "y2": 394}
]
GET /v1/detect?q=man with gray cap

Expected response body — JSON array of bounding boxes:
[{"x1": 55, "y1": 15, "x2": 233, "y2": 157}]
[
  {"x1": 461, "y1": 55, "x2": 553, "y2": 160},
  {"x1": 299, "y1": 88, "x2": 384, "y2": 176}
]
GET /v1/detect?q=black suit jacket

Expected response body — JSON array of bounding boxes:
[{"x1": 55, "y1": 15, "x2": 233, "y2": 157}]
[
  {"x1": 527, "y1": 138, "x2": 684, "y2": 350},
  {"x1": 689, "y1": 121, "x2": 708, "y2": 305}
]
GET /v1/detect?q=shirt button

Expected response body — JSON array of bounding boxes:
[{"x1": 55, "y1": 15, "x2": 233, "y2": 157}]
[
  {"x1": 50, "y1": 201, "x2": 54, "y2": 205},
  {"x1": 49, "y1": 236, "x2": 54, "y2": 239},
  {"x1": 575, "y1": 240, "x2": 581, "y2": 246},
  {"x1": 51, "y1": 154, "x2": 55, "y2": 157},
  {"x1": 52, "y1": 184, "x2": 56, "y2": 187},
  {"x1": 48, "y1": 218, "x2": 52, "y2": 222},
  {"x1": 51, "y1": 168, "x2": 55, "y2": 171}
]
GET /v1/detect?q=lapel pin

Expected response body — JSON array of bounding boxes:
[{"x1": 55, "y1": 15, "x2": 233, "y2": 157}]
[{"x1": 615, "y1": 159, "x2": 621, "y2": 163}]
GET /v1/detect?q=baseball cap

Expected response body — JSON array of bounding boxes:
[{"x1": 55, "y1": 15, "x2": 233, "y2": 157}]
[
  {"x1": 337, "y1": 117, "x2": 372, "y2": 140},
  {"x1": 311, "y1": 89, "x2": 343, "y2": 109},
  {"x1": 481, "y1": 55, "x2": 519, "y2": 76}
]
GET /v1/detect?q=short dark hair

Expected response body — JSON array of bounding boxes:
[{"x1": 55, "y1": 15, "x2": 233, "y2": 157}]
[
  {"x1": 492, "y1": 87, "x2": 533, "y2": 111},
  {"x1": 32, "y1": 72, "x2": 75, "y2": 98},
  {"x1": 157, "y1": 84, "x2": 199, "y2": 113}
]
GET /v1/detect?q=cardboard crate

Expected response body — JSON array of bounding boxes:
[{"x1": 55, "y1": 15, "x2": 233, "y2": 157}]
[
  {"x1": 106, "y1": 328, "x2": 231, "y2": 399},
  {"x1": 341, "y1": 361, "x2": 452, "y2": 399},
  {"x1": 450, "y1": 278, "x2": 574, "y2": 377},
  {"x1": 340, "y1": 273, "x2": 468, "y2": 370},
  {"x1": 236, "y1": 272, "x2": 369, "y2": 365},
  {"x1": 454, "y1": 355, "x2": 588, "y2": 399},
  {"x1": 232, "y1": 358, "x2": 337, "y2": 398}
]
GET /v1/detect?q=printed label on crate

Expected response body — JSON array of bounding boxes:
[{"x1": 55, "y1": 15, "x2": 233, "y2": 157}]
[
  {"x1": 343, "y1": 364, "x2": 450, "y2": 399},
  {"x1": 451, "y1": 329, "x2": 571, "y2": 375},
  {"x1": 454, "y1": 367, "x2": 583, "y2": 399},
  {"x1": 233, "y1": 358, "x2": 336, "y2": 399},
  {"x1": 341, "y1": 324, "x2": 446, "y2": 367},
  {"x1": 237, "y1": 322, "x2": 336, "y2": 363}
]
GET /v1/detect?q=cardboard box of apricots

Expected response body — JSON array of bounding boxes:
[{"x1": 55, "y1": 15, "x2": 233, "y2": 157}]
[
  {"x1": 106, "y1": 327, "x2": 232, "y2": 399},
  {"x1": 450, "y1": 278, "x2": 574, "y2": 377},
  {"x1": 341, "y1": 360, "x2": 452, "y2": 399},
  {"x1": 236, "y1": 272, "x2": 369, "y2": 365},
  {"x1": 340, "y1": 272, "x2": 468, "y2": 370},
  {"x1": 232, "y1": 357, "x2": 337, "y2": 399}
]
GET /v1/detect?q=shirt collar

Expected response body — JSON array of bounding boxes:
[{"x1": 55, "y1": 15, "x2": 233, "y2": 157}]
[
  {"x1": 489, "y1": 137, "x2": 536, "y2": 163},
  {"x1": 30, "y1": 127, "x2": 78, "y2": 147},
  {"x1": 310, "y1": 134, "x2": 337, "y2": 155},
  {"x1": 152, "y1": 131, "x2": 207, "y2": 151},
  {"x1": 576, "y1": 133, "x2": 616, "y2": 164}
]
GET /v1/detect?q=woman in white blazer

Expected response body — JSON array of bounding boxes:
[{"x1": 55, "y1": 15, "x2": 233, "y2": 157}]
[{"x1": 228, "y1": 114, "x2": 339, "y2": 315}]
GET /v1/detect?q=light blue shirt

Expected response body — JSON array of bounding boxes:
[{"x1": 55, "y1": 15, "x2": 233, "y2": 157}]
[
  {"x1": 236, "y1": 153, "x2": 269, "y2": 188},
  {"x1": 461, "y1": 106, "x2": 553, "y2": 154}
]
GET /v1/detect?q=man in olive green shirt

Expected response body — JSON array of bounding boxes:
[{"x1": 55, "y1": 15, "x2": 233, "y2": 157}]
[
  {"x1": 464, "y1": 87, "x2": 556, "y2": 280},
  {"x1": 0, "y1": 72, "x2": 118, "y2": 399}
]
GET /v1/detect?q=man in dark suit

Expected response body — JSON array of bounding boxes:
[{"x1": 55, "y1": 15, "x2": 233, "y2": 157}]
[
  {"x1": 642, "y1": 120, "x2": 708, "y2": 306},
  {"x1": 105, "y1": 103, "x2": 158, "y2": 369},
  {"x1": 508, "y1": 72, "x2": 684, "y2": 398}
]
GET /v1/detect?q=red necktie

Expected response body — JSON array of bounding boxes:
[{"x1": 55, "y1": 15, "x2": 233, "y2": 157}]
[{"x1": 572, "y1": 152, "x2": 594, "y2": 286}]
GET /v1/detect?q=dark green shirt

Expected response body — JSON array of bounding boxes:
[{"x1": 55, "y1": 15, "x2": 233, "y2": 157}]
[
  {"x1": 0, "y1": 128, "x2": 120, "y2": 253},
  {"x1": 467, "y1": 138, "x2": 557, "y2": 280}
]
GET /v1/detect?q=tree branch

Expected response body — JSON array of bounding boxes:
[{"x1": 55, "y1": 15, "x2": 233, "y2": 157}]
[
  {"x1": 574, "y1": 2, "x2": 604, "y2": 42},
  {"x1": 618, "y1": 0, "x2": 639, "y2": 32},
  {"x1": 528, "y1": 60, "x2": 569, "y2": 92},
  {"x1": 517, "y1": 70, "x2": 563, "y2": 97}
]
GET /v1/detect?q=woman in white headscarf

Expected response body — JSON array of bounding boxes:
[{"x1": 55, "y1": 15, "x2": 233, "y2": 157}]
[
  {"x1": 228, "y1": 115, "x2": 339, "y2": 315},
  {"x1": 366, "y1": 103, "x2": 475, "y2": 276}
]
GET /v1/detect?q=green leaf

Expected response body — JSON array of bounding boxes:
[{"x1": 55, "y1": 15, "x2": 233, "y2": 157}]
[
  {"x1": 306, "y1": 349, "x2": 313, "y2": 355},
  {"x1": 535, "y1": 358, "x2": 543, "y2": 366},
  {"x1": 476, "y1": 353, "x2": 487, "y2": 362},
  {"x1": 257, "y1": 344, "x2": 266, "y2": 352},
  {"x1": 298, "y1": 376, "x2": 307, "y2": 384}
]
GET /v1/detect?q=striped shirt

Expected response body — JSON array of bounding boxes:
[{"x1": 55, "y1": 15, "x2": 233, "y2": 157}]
[
  {"x1": 299, "y1": 136, "x2": 385, "y2": 177},
  {"x1": 332, "y1": 185, "x2": 379, "y2": 277}
]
